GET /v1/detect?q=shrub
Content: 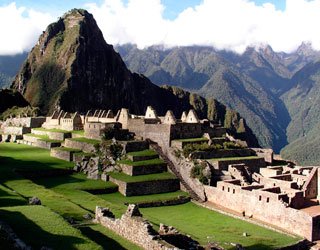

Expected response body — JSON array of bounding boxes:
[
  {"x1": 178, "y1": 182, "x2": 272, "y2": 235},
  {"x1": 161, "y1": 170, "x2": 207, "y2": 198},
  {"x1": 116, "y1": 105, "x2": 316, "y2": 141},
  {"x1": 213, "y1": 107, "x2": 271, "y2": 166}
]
[
  {"x1": 223, "y1": 141, "x2": 244, "y2": 149},
  {"x1": 190, "y1": 162, "x2": 209, "y2": 185}
]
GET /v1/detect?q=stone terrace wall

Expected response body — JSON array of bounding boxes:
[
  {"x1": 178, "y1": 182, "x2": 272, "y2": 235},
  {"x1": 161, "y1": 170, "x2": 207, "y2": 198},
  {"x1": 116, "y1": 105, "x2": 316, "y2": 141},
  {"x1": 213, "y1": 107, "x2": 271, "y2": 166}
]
[
  {"x1": 204, "y1": 184, "x2": 319, "y2": 241},
  {"x1": 109, "y1": 177, "x2": 180, "y2": 196},
  {"x1": 50, "y1": 148, "x2": 73, "y2": 161},
  {"x1": 210, "y1": 158, "x2": 266, "y2": 172},
  {"x1": 95, "y1": 205, "x2": 176, "y2": 250},
  {"x1": 3, "y1": 117, "x2": 45, "y2": 128},
  {"x1": 4, "y1": 126, "x2": 30, "y2": 135},
  {"x1": 64, "y1": 139, "x2": 96, "y2": 153},
  {"x1": 190, "y1": 148, "x2": 255, "y2": 159},
  {"x1": 120, "y1": 163, "x2": 167, "y2": 176}
]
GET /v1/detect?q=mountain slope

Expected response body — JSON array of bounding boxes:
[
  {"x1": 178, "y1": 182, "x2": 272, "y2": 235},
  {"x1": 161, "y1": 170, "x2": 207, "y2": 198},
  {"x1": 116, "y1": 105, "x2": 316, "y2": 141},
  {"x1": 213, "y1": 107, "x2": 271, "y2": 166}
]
[
  {"x1": 10, "y1": 9, "x2": 257, "y2": 146},
  {"x1": 118, "y1": 45, "x2": 292, "y2": 151},
  {"x1": 281, "y1": 61, "x2": 320, "y2": 164}
]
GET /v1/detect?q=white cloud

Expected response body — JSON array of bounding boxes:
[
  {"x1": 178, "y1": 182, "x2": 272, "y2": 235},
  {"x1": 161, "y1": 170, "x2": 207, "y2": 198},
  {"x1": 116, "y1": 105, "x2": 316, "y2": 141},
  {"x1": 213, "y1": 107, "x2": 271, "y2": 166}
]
[
  {"x1": 2, "y1": 0, "x2": 320, "y2": 55},
  {"x1": 0, "y1": 2, "x2": 54, "y2": 55},
  {"x1": 86, "y1": 0, "x2": 320, "y2": 53}
]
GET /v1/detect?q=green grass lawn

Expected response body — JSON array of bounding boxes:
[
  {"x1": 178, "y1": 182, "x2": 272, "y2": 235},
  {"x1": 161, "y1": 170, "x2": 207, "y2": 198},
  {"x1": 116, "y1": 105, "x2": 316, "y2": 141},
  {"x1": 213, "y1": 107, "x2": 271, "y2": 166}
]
[
  {"x1": 174, "y1": 137, "x2": 209, "y2": 142},
  {"x1": 0, "y1": 205, "x2": 102, "y2": 250},
  {"x1": 54, "y1": 147, "x2": 82, "y2": 152},
  {"x1": 118, "y1": 158, "x2": 165, "y2": 166},
  {"x1": 72, "y1": 130, "x2": 85, "y2": 135},
  {"x1": 0, "y1": 143, "x2": 141, "y2": 249},
  {"x1": 109, "y1": 172, "x2": 177, "y2": 183},
  {"x1": 127, "y1": 149, "x2": 158, "y2": 157},
  {"x1": 32, "y1": 127, "x2": 70, "y2": 133},
  {"x1": 0, "y1": 143, "x2": 300, "y2": 249},
  {"x1": 69, "y1": 137, "x2": 101, "y2": 144},
  {"x1": 98, "y1": 190, "x2": 189, "y2": 206},
  {"x1": 209, "y1": 156, "x2": 263, "y2": 161},
  {"x1": 141, "y1": 203, "x2": 300, "y2": 250},
  {"x1": 24, "y1": 133, "x2": 62, "y2": 143}
]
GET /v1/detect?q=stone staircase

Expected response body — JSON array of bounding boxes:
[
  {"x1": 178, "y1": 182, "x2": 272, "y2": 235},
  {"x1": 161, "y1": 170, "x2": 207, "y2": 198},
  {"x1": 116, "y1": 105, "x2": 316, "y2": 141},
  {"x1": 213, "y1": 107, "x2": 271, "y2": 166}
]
[{"x1": 148, "y1": 140, "x2": 203, "y2": 201}]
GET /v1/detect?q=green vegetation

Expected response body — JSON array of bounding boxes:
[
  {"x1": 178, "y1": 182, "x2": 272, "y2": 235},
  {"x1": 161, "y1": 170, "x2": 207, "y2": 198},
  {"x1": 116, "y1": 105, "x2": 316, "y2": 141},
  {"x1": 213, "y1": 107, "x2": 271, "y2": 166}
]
[
  {"x1": 127, "y1": 149, "x2": 158, "y2": 157},
  {"x1": 109, "y1": 172, "x2": 176, "y2": 183},
  {"x1": 0, "y1": 205, "x2": 101, "y2": 250},
  {"x1": 69, "y1": 137, "x2": 101, "y2": 145},
  {"x1": 72, "y1": 130, "x2": 85, "y2": 135},
  {"x1": 54, "y1": 147, "x2": 82, "y2": 152},
  {"x1": 0, "y1": 143, "x2": 299, "y2": 249},
  {"x1": 190, "y1": 162, "x2": 209, "y2": 184},
  {"x1": 175, "y1": 137, "x2": 208, "y2": 143},
  {"x1": 32, "y1": 127, "x2": 70, "y2": 133},
  {"x1": 0, "y1": 106, "x2": 39, "y2": 120},
  {"x1": 118, "y1": 158, "x2": 165, "y2": 166},
  {"x1": 141, "y1": 203, "x2": 300, "y2": 250},
  {"x1": 98, "y1": 191, "x2": 189, "y2": 206}
]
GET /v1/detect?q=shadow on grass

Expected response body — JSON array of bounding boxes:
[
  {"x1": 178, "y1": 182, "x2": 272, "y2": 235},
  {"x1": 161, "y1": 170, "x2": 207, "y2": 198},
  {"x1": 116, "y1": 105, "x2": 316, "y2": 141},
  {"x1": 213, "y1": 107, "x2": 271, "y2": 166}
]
[
  {"x1": 0, "y1": 155, "x2": 73, "y2": 181},
  {"x1": 0, "y1": 210, "x2": 87, "y2": 249},
  {"x1": 79, "y1": 225, "x2": 127, "y2": 250}
]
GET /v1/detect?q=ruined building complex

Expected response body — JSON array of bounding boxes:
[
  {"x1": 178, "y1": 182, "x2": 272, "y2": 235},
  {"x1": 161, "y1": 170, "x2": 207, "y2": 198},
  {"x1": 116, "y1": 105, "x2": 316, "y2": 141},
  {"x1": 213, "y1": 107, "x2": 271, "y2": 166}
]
[{"x1": 1, "y1": 106, "x2": 320, "y2": 244}]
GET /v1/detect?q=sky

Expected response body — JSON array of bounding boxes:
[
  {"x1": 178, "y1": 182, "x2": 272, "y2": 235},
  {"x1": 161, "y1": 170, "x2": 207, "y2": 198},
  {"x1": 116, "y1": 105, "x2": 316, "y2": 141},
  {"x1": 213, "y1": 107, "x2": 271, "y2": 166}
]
[{"x1": 0, "y1": 0, "x2": 319, "y2": 55}]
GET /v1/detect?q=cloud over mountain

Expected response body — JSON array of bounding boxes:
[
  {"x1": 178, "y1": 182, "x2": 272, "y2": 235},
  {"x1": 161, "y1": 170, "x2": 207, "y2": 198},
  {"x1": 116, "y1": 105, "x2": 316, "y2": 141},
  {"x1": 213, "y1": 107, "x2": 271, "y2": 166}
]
[{"x1": 2, "y1": 0, "x2": 320, "y2": 55}]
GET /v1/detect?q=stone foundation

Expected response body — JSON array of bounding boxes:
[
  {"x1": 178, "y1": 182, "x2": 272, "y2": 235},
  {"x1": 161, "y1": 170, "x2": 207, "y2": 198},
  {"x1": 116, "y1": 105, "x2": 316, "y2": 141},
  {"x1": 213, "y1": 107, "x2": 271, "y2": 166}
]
[
  {"x1": 64, "y1": 139, "x2": 96, "y2": 153},
  {"x1": 120, "y1": 162, "x2": 167, "y2": 176},
  {"x1": 109, "y1": 177, "x2": 180, "y2": 196}
]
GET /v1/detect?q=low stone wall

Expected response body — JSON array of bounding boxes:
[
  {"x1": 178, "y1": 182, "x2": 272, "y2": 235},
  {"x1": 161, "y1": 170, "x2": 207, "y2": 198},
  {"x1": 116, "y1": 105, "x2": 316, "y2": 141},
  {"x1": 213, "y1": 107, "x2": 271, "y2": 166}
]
[
  {"x1": 23, "y1": 134, "x2": 39, "y2": 143},
  {"x1": 31, "y1": 129, "x2": 48, "y2": 136},
  {"x1": 127, "y1": 154, "x2": 158, "y2": 162},
  {"x1": 120, "y1": 163, "x2": 167, "y2": 176},
  {"x1": 210, "y1": 157, "x2": 266, "y2": 172},
  {"x1": 50, "y1": 148, "x2": 74, "y2": 161},
  {"x1": 109, "y1": 177, "x2": 180, "y2": 196},
  {"x1": 131, "y1": 196, "x2": 191, "y2": 208},
  {"x1": 95, "y1": 205, "x2": 203, "y2": 250},
  {"x1": 204, "y1": 184, "x2": 320, "y2": 241},
  {"x1": 48, "y1": 131, "x2": 71, "y2": 141},
  {"x1": 34, "y1": 140, "x2": 61, "y2": 149},
  {"x1": 190, "y1": 148, "x2": 255, "y2": 159},
  {"x1": 4, "y1": 126, "x2": 31, "y2": 135},
  {"x1": 122, "y1": 140, "x2": 149, "y2": 153},
  {"x1": 64, "y1": 139, "x2": 96, "y2": 153},
  {"x1": 171, "y1": 140, "x2": 208, "y2": 150}
]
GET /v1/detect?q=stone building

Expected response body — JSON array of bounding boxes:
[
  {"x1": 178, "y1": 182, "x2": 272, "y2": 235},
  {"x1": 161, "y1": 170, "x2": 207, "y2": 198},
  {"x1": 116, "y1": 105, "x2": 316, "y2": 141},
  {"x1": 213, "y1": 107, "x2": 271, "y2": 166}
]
[
  {"x1": 42, "y1": 110, "x2": 83, "y2": 131},
  {"x1": 204, "y1": 164, "x2": 320, "y2": 241}
]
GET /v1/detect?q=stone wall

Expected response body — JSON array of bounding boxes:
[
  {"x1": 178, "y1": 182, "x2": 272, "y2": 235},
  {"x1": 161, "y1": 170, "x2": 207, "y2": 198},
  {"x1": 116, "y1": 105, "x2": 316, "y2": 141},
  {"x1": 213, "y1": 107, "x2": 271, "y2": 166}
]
[
  {"x1": 23, "y1": 134, "x2": 39, "y2": 143},
  {"x1": 48, "y1": 131, "x2": 71, "y2": 140},
  {"x1": 210, "y1": 157, "x2": 266, "y2": 172},
  {"x1": 2, "y1": 117, "x2": 45, "y2": 128},
  {"x1": 34, "y1": 140, "x2": 61, "y2": 149},
  {"x1": 50, "y1": 148, "x2": 74, "y2": 161},
  {"x1": 4, "y1": 126, "x2": 30, "y2": 135},
  {"x1": 120, "y1": 163, "x2": 167, "y2": 176},
  {"x1": 95, "y1": 205, "x2": 203, "y2": 250},
  {"x1": 64, "y1": 139, "x2": 96, "y2": 153},
  {"x1": 189, "y1": 148, "x2": 255, "y2": 159},
  {"x1": 204, "y1": 184, "x2": 320, "y2": 241},
  {"x1": 165, "y1": 147, "x2": 207, "y2": 201},
  {"x1": 109, "y1": 177, "x2": 180, "y2": 196},
  {"x1": 251, "y1": 148, "x2": 274, "y2": 164}
]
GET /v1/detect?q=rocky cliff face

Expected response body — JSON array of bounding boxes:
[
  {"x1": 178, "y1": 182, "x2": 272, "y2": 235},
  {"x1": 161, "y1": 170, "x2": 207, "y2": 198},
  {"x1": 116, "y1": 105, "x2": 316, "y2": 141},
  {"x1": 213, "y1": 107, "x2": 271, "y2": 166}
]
[{"x1": 11, "y1": 9, "x2": 258, "y2": 146}]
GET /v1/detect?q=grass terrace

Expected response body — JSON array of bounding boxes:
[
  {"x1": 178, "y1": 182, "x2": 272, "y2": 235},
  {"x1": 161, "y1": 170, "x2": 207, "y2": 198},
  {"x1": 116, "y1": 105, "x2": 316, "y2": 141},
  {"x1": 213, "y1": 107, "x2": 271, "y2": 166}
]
[
  {"x1": 109, "y1": 172, "x2": 177, "y2": 183},
  {"x1": 69, "y1": 137, "x2": 101, "y2": 144},
  {"x1": 118, "y1": 158, "x2": 165, "y2": 166},
  {"x1": 208, "y1": 156, "x2": 263, "y2": 161},
  {"x1": 0, "y1": 205, "x2": 102, "y2": 250},
  {"x1": 72, "y1": 130, "x2": 85, "y2": 135},
  {"x1": 141, "y1": 203, "x2": 301, "y2": 250},
  {"x1": 127, "y1": 149, "x2": 158, "y2": 157},
  {"x1": 54, "y1": 147, "x2": 82, "y2": 152},
  {"x1": 175, "y1": 137, "x2": 209, "y2": 143},
  {"x1": 32, "y1": 127, "x2": 70, "y2": 133},
  {"x1": 98, "y1": 191, "x2": 189, "y2": 206}
]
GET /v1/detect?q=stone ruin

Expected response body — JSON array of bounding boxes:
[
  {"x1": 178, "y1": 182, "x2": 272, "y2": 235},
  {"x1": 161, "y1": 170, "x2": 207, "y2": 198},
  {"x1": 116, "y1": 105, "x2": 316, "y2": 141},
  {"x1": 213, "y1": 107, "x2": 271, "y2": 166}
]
[
  {"x1": 95, "y1": 204, "x2": 204, "y2": 250},
  {"x1": 205, "y1": 163, "x2": 320, "y2": 241}
]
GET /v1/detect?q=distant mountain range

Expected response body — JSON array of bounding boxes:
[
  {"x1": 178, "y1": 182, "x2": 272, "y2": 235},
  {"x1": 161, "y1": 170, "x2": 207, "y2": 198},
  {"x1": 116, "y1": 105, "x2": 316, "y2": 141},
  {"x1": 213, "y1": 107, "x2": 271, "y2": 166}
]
[
  {"x1": 115, "y1": 43, "x2": 320, "y2": 164},
  {"x1": 1, "y1": 9, "x2": 320, "y2": 164},
  {"x1": 0, "y1": 53, "x2": 27, "y2": 88}
]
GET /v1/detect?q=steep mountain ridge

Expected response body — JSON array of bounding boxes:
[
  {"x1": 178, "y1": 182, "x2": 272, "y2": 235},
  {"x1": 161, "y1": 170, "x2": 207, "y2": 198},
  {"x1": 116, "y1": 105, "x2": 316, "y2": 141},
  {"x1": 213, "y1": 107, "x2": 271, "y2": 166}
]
[{"x1": 9, "y1": 9, "x2": 257, "y2": 146}]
